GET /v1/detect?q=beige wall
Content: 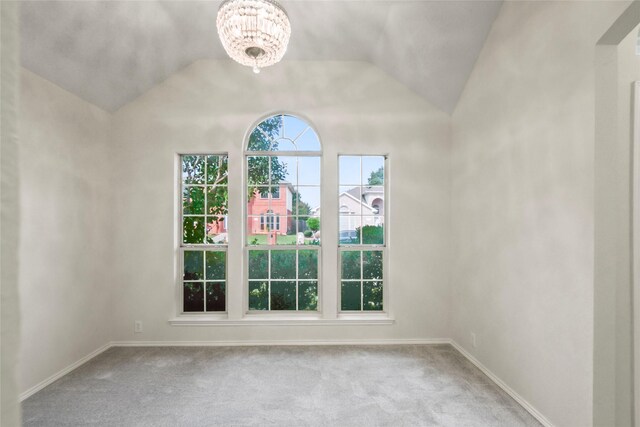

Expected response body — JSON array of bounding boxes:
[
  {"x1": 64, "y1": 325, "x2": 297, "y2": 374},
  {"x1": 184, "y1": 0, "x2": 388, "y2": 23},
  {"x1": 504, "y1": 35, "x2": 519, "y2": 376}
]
[
  {"x1": 1, "y1": 1, "x2": 22, "y2": 424},
  {"x1": 17, "y1": 69, "x2": 113, "y2": 395},
  {"x1": 450, "y1": 2, "x2": 631, "y2": 426},
  {"x1": 110, "y1": 60, "x2": 452, "y2": 343}
]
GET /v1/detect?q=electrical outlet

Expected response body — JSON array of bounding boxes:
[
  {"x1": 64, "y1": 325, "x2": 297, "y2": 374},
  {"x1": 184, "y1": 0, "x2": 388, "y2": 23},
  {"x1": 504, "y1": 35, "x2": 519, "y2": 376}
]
[
  {"x1": 134, "y1": 321, "x2": 143, "y2": 333},
  {"x1": 471, "y1": 332, "x2": 477, "y2": 348}
]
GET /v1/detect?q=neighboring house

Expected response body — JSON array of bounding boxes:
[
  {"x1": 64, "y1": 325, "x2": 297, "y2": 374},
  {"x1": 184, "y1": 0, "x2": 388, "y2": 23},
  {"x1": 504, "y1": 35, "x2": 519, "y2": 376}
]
[
  {"x1": 247, "y1": 182, "x2": 295, "y2": 235},
  {"x1": 313, "y1": 185, "x2": 384, "y2": 232}
]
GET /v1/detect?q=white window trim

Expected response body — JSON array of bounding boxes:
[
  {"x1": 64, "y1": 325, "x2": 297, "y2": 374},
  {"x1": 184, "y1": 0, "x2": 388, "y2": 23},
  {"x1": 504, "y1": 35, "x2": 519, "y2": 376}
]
[
  {"x1": 337, "y1": 154, "x2": 390, "y2": 315},
  {"x1": 175, "y1": 153, "x2": 229, "y2": 317},
  {"x1": 171, "y1": 117, "x2": 395, "y2": 325}
]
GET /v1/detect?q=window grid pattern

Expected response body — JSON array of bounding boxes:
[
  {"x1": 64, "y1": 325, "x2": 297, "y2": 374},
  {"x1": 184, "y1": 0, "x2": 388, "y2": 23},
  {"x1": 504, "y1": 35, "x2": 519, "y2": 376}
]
[
  {"x1": 338, "y1": 155, "x2": 386, "y2": 312},
  {"x1": 245, "y1": 114, "x2": 321, "y2": 312},
  {"x1": 180, "y1": 154, "x2": 228, "y2": 313},
  {"x1": 248, "y1": 250, "x2": 318, "y2": 311}
]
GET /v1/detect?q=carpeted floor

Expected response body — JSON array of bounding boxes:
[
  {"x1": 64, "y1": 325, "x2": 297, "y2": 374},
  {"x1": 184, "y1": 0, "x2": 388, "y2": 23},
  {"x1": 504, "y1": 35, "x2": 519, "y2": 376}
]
[{"x1": 22, "y1": 345, "x2": 541, "y2": 426}]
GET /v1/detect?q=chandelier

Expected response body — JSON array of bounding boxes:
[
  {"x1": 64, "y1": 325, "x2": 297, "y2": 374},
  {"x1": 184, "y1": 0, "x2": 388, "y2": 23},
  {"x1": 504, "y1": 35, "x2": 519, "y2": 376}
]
[{"x1": 216, "y1": 0, "x2": 291, "y2": 74}]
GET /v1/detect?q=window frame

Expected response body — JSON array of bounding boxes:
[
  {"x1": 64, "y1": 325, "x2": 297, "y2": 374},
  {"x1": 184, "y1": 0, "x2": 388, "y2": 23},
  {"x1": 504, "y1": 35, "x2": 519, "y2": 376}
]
[
  {"x1": 243, "y1": 113, "x2": 323, "y2": 315},
  {"x1": 337, "y1": 154, "x2": 389, "y2": 315},
  {"x1": 176, "y1": 152, "x2": 229, "y2": 316}
]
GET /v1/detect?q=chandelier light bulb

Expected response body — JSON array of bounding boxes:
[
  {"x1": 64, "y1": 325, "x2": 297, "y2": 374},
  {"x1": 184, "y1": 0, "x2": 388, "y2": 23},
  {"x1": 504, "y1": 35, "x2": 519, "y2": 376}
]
[{"x1": 217, "y1": 0, "x2": 291, "y2": 73}]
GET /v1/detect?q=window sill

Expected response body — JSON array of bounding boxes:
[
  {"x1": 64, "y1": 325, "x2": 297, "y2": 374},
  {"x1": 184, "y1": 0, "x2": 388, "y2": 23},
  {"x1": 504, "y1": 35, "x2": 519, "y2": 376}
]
[{"x1": 168, "y1": 314, "x2": 394, "y2": 326}]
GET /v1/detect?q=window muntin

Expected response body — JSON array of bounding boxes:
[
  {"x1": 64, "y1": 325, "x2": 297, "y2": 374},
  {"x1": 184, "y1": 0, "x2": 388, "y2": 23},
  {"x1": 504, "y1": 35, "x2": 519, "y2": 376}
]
[
  {"x1": 338, "y1": 155, "x2": 386, "y2": 312},
  {"x1": 182, "y1": 155, "x2": 229, "y2": 245},
  {"x1": 246, "y1": 114, "x2": 321, "y2": 312},
  {"x1": 180, "y1": 154, "x2": 228, "y2": 313},
  {"x1": 248, "y1": 250, "x2": 318, "y2": 310}
]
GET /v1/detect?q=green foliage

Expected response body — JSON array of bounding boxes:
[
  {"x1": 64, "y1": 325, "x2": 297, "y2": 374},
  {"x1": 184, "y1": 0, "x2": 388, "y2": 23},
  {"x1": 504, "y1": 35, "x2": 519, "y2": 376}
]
[
  {"x1": 367, "y1": 166, "x2": 384, "y2": 185},
  {"x1": 205, "y1": 252, "x2": 226, "y2": 280},
  {"x1": 182, "y1": 155, "x2": 229, "y2": 243},
  {"x1": 271, "y1": 251, "x2": 296, "y2": 279},
  {"x1": 206, "y1": 283, "x2": 225, "y2": 312},
  {"x1": 298, "y1": 282, "x2": 318, "y2": 310},
  {"x1": 293, "y1": 191, "x2": 312, "y2": 216},
  {"x1": 303, "y1": 230, "x2": 313, "y2": 238},
  {"x1": 362, "y1": 251, "x2": 383, "y2": 280},
  {"x1": 247, "y1": 117, "x2": 288, "y2": 201},
  {"x1": 357, "y1": 225, "x2": 384, "y2": 245},
  {"x1": 183, "y1": 282, "x2": 204, "y2": 312},
  {"x1": 183, "y1": 217, "x2": 205, "y2": 244},
  {"x1": 341, "y1": 282, "x2": 361, "y2": 311},
  {"x1": 298, "y1": 251, "x2": 318, "y2": 279},
  {"x1": 306, "y1": 217, "x2": 320, "y2": 232},
  {"x1": 341, "y1": 251, "x2": 361, "y2": 280},
  {"x1": 184, "y1": 251, "x2": 204, "y2": 280},
  {"x1": 363, "y1": 282, "x2": 383, "y2": 311},
  {"x1": 248, "y1": 251, "x2": 268, "y2": 279},
  {"x1": 249, "y1": 281, "x2": 268, "y2": 310},
  {"x1": 270, "y1": 281, "x2": 296, "y2": 310}
]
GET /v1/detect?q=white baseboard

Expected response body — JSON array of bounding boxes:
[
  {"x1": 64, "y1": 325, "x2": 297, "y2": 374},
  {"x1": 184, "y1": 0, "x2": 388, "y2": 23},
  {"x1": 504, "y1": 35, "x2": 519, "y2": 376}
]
[
  {"x1": 450, "y1": 340, "x2": 554, "y2": 427},
  {"x1": 111, "y1": 338, "x2": 450, "y2": 347},
  {"x1": 19, "y1": 342, "x2": 112, "y2": 402},
  {"x1": 19, "y1": 338, "x2": 552, "y2": 427}
]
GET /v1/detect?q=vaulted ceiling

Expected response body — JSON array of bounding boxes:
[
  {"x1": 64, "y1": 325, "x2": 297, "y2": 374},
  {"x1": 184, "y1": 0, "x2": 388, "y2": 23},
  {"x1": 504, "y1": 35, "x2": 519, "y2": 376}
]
[{"x1": 20, "y1": 1, "x2": 502, "y2": 113}]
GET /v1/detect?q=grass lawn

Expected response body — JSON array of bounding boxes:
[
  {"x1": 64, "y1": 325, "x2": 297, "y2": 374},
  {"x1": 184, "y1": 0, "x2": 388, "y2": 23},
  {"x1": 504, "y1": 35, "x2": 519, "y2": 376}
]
[{"x1": 247, "y1": 234, "x2": 317, "y2": 245}]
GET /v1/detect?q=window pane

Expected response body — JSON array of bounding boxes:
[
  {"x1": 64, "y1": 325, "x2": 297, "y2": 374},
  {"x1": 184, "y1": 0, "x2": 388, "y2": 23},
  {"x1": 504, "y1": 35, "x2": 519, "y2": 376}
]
[
  {"x1": 247, "y1": 116, "x2": 282, "y2": 151},
  {"x1": 362, "y1": 156, "x2": 384, "y2": 185},
  {"x1": 206, "y1": 282, "x2": 225, "y2": 312},
  {"x1": 296, "y1": 186, "x2": 320, "y2": 217},
  {"x1": 270, "y1": 281, "x2": 296, "y2": 310},
  {"x1": 248, "y1": 251, "x2": 268, "y2": 279},
  {"x1": 298, "y1": 250, "x2": 318, "y2": 279},
  {"x1": 205, "y1": 217, "x2": 227, "y2": 245},
  {"x1": 247, "y1": 156, "x2": 270, "y2": 187},
  {"x1": 298, "y1": 157, "x2": 320, "y2": 185},
  {"x1": 271, "y1": 250, "x2": 296, "y2": 279},
  {"x1": 341, "y1": 281, "x2": 361, "y2": 311},
  {"x1": 295, "y1": 127, "x2": 321, "y2": 151},
  {"x1": 339, "y1": 186, "x2": 362, "y2": 216},
  {"x1": 183, "y1": 282, "x2": 204, "y2": 312},
  {"x1": 184, "y1": 251, "x2": 204, "y2": 280},
  {"x1": 182, "y1": 155, "x2": 205, "y2": 184},
  {"x1": 339, "y1": 156, "x2": 361, "y2": 186},
  {"x1": 298, "y1": 281, "x2": 318, "y2": 311},
  {"x1": 183, "y1": 187, "x2": 205, "y2": 215},
  {"x1": 206, "y1": 185, "x2": 228, "y2": 217},
  {"x1": 361, "y1": 222, "x2": 384, "y2": 245},
  {"x1": 341, "y1": 251, "x2": 361, "y2": 280},
  {"x1": 183, "y1": 217, "x2": 205, "y2": 244},
  {"x1": 249, "y1": 281, "x2": 268, "y2": 310},
  {"x1": 258, "y1": 115, "x2": 283, "y2": 144},
  {"x1": 362, "y1": 251, "x2": 383, "y2": 280},
  {"x1": 206, "y1": 155, "x2": 228, "y2": 185},
  {"x1": 273, "y1": 138, "x2": 296, "y2": 152},
  {"x1": 339, "y1": 215, "x2": 361, "y2": 245},
  {"x1": 206, "y1": 251, "x2": 226, "y2": 280},
  {"x1": 283, "y1": 115, "x2": 308, "y2": 142},
  {"x1": 271, "y1": 156, "x2": 294, "y2": 186},
  {"x1": 363, "y1": 281, "x2": 383, "y2": 311}
]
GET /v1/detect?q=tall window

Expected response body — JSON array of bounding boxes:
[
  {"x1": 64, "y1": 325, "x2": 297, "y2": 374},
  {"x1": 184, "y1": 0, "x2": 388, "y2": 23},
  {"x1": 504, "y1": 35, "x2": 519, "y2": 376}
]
[
  {"x1": 338, "y1": 156, "x2": 386, "y2": 311},
  {"x1": 246, "y1": 114, "x2": 321, "y2": 311},
  {"x1": 180, "y1": 154, "x2": 228, "y2": 312}
]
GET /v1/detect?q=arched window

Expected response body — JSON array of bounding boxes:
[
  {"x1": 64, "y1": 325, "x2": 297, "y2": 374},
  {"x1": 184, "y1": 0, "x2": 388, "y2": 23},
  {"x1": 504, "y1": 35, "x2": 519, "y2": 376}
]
[{"x1": 245, "y1": 114, "x2": 321, "y2": 311}]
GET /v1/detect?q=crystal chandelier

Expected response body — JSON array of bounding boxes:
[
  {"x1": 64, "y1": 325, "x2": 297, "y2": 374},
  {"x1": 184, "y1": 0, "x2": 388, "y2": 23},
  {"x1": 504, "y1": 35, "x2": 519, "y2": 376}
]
[{"x1": 216, "y1": 0, "x2": 291, "y2": 74}]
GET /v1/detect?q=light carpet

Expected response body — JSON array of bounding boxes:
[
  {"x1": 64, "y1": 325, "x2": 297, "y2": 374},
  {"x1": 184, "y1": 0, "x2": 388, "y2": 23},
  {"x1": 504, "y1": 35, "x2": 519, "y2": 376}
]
[{"x1": 22, "y1": 345, "x2": 541, "y2": 426}]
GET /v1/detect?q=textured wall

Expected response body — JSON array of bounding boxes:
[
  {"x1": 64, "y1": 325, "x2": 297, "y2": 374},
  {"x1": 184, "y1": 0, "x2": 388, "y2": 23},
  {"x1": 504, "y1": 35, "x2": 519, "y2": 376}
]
[
  {"x1": 17, "y1": 69, "x2": 113, "y2": 395},
  {"x1": 450, "y1": 2, "x2": 630, "y2": 426},
  {"x1": 1, "y1": 1, "x2": 22, "y2": 424},
  {"x1": 110, "y1": 60, "x2": 451, "y2": 343}
]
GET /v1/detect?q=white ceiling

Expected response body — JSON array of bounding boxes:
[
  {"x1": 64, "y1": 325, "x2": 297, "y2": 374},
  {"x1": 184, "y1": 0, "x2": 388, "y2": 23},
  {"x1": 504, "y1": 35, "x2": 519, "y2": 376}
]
[{"x1": 20, "y1": 1, "x2": 502, "y2": 113}]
